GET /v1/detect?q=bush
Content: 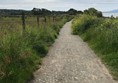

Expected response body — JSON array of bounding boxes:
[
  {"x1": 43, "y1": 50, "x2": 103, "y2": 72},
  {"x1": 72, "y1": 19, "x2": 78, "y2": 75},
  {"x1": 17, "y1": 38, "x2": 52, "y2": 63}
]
[
  {"x1": 72, "y1": 15, "x2": 118, "y2": 80},
  {"x1": 72, "y1": 15, "x2": 98, "y2": 34}
]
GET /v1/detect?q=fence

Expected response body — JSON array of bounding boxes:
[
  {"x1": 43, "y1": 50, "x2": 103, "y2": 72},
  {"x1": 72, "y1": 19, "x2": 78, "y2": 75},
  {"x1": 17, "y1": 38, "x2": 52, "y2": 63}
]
[{"x1": 0, "y1": 13, "x2": 58, "y2": 35}]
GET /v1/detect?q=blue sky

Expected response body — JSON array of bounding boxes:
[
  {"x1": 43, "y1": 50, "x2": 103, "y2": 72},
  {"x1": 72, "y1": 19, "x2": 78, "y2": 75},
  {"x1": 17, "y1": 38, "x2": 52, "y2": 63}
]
[{"x1": 0, "y1": 0, "x2": 118, "y2": 11}]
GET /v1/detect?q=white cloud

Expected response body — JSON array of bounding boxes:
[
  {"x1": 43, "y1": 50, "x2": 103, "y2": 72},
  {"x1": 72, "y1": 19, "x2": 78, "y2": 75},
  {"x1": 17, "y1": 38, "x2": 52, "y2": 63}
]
[{"x1": 24, "y1": 0, "x2": 57, "y2": 3}]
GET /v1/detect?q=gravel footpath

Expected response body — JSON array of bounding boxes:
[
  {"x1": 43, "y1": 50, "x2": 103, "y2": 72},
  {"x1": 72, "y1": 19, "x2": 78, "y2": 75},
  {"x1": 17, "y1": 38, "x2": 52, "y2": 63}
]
[{"x1": 30, "y1": 21, "x2": 117, "y2": 83}]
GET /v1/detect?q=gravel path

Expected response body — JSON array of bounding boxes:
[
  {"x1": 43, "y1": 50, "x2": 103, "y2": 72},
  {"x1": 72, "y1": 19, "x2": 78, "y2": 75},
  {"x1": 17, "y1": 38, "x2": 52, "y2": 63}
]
[{"x1": 31, "y1": 21, "x2": 117, "y2": 83}]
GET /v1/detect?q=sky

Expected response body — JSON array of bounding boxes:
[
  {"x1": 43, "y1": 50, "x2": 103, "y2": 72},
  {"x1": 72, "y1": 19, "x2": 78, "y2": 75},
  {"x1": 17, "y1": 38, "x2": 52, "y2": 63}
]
[{"x1": 0, "y1": 0, "x2": 118, "y2": 11}]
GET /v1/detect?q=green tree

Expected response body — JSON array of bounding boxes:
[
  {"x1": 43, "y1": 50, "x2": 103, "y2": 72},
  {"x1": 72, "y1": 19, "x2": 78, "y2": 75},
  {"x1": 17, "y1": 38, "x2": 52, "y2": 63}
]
[
  {"x1": 84, "y1": 8, "x2": 103, "y2": 17},
  {"x1": 32, "y1": 8, "x2": 51, "y2": 16},
  {"x1": 67, "y1": 8, "x2": 78, "y2": 15}
]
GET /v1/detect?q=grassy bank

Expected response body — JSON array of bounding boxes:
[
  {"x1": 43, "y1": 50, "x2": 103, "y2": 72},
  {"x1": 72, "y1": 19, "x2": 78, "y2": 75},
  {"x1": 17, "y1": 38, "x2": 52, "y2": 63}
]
[
  {"x1": 72, "y1": 14, "x2": 118, "y2": 80},
  {"x1": 0, "y1": 16, "x2": 70, "y2": 83}
]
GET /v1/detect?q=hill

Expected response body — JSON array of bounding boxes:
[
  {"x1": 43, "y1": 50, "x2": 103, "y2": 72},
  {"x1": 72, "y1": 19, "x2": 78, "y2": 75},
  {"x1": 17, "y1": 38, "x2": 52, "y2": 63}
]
[{"x1": 104, "y1": 9, "x2": 118, "y2": 13}]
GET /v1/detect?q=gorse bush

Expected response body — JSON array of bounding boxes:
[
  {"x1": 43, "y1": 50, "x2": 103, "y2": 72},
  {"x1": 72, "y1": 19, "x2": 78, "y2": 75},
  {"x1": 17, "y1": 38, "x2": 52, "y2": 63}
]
[
  {"x1": 72, "y1": 14, "x2": 118, "y2": 80},
  {"x1": 72, "y1": 15, "x2": 99, "y2": 34},
  {"x1": 0, "y1": 16, "x2": 69, "y2": 83}
]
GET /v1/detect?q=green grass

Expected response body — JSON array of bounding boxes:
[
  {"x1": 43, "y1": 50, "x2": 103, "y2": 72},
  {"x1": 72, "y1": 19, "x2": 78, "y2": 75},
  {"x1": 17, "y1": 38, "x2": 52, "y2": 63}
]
[
  {"x1": 72, "y1": 14, "x2": 118, "y2": 80},
  {"x1": 0, "y1": 15, "x2": 70, "y2": 83}
]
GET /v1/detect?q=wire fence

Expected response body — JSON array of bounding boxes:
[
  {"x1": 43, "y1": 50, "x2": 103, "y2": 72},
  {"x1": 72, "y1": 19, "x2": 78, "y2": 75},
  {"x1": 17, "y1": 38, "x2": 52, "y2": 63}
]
[{"x1": 0, "y1": 13, "x2": 59, "y2": 34}]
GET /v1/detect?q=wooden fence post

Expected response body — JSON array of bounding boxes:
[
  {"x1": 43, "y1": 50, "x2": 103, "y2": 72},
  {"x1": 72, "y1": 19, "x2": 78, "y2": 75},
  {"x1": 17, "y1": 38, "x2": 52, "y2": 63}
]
[
  {"x1": 22, "y1": 12, "x2": 26, "y2": 33},
  {"x1": 53, "y1": 16, "x2": 55, "y2": 23},
  {"x1": 44, "y1": 16, "x2": 46, "y2": 28},
  {"x1": 44, "y1": 16, "x2": 46, "y2": 23},
  {"x1": 37, "y1": 15, "x2": 39, "y2": 27}
]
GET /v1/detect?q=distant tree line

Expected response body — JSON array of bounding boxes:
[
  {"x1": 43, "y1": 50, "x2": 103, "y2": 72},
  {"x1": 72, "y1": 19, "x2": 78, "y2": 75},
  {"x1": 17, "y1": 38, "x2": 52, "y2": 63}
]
[
  {"x1": 31, "y1": 8, "x2": 83, "y2": 16},
  {"x1": 0, "y1": 8, "x2": 103, "y2": 17},
  {"x1": 0, "y1": 8, "x2": 83, "y2": 16},
  {"x1": 0, "y1": 9, "x2": 31, "y2": 16}
]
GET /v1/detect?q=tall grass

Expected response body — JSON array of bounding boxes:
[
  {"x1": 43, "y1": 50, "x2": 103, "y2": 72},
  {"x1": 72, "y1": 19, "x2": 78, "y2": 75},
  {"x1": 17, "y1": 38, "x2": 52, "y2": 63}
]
[
  {"x1": 72, "y1": 14, "x2": 118, "y2": 80},
  {"x1": 0, "y1": 16, "x2": 69, "y2": 83}
]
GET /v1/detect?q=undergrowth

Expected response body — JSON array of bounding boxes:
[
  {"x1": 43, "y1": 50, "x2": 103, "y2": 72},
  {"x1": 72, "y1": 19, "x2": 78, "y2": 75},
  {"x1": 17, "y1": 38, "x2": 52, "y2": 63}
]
[
  {"x1": 72, "y1": 14, "x2": 118, "y2": 80},
  {"x1": 0, "y1": 16, "x2": 70, "y2": 83}
]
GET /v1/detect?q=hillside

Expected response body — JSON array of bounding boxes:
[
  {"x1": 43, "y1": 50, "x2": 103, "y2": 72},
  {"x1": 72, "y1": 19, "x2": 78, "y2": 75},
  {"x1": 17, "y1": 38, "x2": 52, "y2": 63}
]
[{"x1": 104, "y1": 9, "x2": 118, "y2": 13}]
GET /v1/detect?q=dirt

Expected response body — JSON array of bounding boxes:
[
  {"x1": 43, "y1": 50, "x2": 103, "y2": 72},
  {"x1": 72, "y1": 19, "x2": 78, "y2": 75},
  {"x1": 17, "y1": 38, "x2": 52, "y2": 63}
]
[{"x1": 30, "y1": 21, "x2": 117, "y2": 83}]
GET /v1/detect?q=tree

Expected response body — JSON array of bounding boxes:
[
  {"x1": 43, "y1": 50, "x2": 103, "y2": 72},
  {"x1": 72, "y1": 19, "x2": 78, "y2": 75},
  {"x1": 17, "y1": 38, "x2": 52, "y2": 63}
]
[
  {"x1": 84, "y1": 8, "x2": 103, "y2": 17},
  {"x1": 67, "y1": 8, "x2": 78, "y2": 15},
  {"x1": 41, "y1": 8, "x2": 51, "y2": 15},
  {"x1": 77, "y1": 11, "x2": 83, "y2": 14},
  {"x1": 32, "y1": 8, "x2": 51, "y2": 16},
  {"x1": 32, "y1": 8, "x2": 42, "y2": 15}
]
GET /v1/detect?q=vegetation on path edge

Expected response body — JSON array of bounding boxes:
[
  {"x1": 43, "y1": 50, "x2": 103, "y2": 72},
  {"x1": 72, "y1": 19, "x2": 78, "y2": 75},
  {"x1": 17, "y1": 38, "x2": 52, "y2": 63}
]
[
  {"x1": 0, "y1": 15, "x2": 72, "y2": 83},
  {"x1": 72, "y1": 9, "x2": 118, "y2": 80}
]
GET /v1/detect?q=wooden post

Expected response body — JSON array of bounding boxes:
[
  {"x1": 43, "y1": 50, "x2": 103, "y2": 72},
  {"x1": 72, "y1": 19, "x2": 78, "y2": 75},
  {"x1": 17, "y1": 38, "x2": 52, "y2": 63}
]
[
  {"x1": 44, "y1": 16, "x2": 46, "y2": 28},
  {"x1": 37, "y1": 15, "x2": 39, "y2": 27},
  {"x1": 22, "y1": 12, "x2": 26, "y2": 33},
  {"x1": 52, "y1": 16, "x2": 55, "y2": 22},
  {"x1": 44, "y1": 16, "x2": 46, "y2": 23}
]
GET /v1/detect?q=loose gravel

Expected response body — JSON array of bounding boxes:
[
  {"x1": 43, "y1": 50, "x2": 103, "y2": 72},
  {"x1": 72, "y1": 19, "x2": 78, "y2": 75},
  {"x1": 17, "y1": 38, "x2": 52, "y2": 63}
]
[{"x1": 30, "y1": 21, "x2": 117, "y2": 83}]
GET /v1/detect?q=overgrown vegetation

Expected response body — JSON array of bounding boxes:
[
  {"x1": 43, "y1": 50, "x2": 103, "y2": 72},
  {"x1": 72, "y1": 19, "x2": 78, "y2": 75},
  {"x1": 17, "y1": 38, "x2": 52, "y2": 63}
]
[
  {"x1": 0, "y1": 15, "x2": 71, "y2": 83},
  {"x1": 72, "y1": 10, "x2": 118, "y2": 80},
  {"x1": 84, "y1": 8, "x2": 103, "y2": 17}
]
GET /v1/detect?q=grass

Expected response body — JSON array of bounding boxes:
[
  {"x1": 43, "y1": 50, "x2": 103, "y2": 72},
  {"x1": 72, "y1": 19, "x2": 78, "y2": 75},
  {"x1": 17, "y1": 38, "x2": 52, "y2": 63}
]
[
  {"x1": 72, "y1": 14, "x2": 118, "y2": 80},
  {"x1": 0, "y1": 15, "x2": 70, "y2": 83}
]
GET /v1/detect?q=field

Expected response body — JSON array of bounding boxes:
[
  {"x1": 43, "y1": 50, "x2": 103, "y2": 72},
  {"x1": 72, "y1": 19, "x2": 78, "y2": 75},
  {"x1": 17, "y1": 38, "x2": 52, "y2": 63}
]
[
  {"x1": 0, "y1": 15, "x2": 70, "y2": 83},
  {"x1": 72, "y1": 14, "x2": 118, "y2": 80}
]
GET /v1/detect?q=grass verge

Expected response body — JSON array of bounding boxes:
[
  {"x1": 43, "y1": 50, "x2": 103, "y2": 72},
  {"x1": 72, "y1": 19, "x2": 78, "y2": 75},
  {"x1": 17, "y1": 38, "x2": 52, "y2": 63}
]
[{"x1": 0, "y1": 16, "x2": 70, "y2": 83}]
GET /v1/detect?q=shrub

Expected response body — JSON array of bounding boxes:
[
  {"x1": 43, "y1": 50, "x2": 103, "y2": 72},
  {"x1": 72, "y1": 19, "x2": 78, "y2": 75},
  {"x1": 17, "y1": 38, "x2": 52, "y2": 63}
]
[{"x1": 72, "y1": 15, "x2": 118, "y2": 80}]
